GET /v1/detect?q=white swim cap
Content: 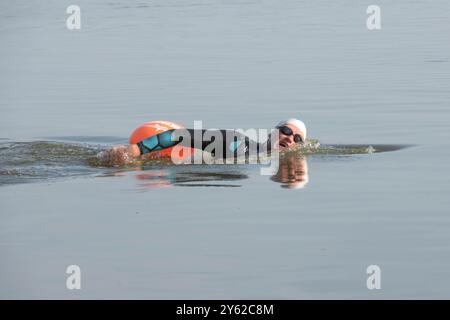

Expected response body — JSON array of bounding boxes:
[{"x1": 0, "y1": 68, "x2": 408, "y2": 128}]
[{"x1": 276, "y1": 118, "x2": 307, "y2": 141}]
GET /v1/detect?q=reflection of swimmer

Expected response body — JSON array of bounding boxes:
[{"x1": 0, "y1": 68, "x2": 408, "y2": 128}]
[
  {"x1": 131, "y1": 158, "x2": 307, "y2": 189},
  {"x1": 136, "y1": 168, "x2": 249, "y2": 189},
  {"x1": 270, "y1": 154, "x2": 309, "y2": 189},
  {"x1": 101, "y1": 118, "x2": 307, "y2": 166},
  {"x1": 102, "y1": 155, "x2": 308, "y2": 189},
  {"x1": 100, "y1": 167, "x2": 174, "y2": 188},
  {"x1": 134, "y1": 169, "x2": 174, "y2": 189}
]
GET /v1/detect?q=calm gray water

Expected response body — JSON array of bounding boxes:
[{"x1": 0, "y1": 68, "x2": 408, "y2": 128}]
[{"x1": 0, "y1": 0, "x2": 449, "y2": 299}]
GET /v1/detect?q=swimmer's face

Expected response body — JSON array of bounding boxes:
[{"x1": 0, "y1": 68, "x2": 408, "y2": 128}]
[{"x1": 276, "y1": 124, "x2": 303, "y2": 150}]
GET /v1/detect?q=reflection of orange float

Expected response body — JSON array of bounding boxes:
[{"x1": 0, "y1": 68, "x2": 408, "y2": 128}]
[{"x1": 129, "y1": 120, "x2": 194, "y2": 160}]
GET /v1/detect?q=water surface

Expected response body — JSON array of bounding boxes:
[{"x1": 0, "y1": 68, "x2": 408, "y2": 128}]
[{"x1": 1, "y1": 0, "x2": 450, "y2": 299}]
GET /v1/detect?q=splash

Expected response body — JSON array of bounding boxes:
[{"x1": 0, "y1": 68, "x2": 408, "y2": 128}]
[
  {"x1": 0, "y1": 139, "x2": 408, "y2": 186},
  {"x1": 288, "y1": 139, "x2": 379, "y2": 155},
  {"x1": 0, "y1": 141, "x2": 104, "y2": 186}
]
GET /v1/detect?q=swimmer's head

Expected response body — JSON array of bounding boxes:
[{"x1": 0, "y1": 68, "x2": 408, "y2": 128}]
[{"x1": 274, "y1": 118, "x2": 307, "y2": 150}]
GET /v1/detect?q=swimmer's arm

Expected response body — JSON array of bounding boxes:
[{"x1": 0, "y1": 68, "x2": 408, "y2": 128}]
[
  {"x1": 105, "y1": 129, "x2": 267, "y2": 165},
  {"x1": 100, "y1": 129, "x2": 183, "y2": 165},
  {"x1": 182, "y1": 129, "x2": 250, "y2": 159},
  {"x1": 135, "y1": 129, "x2": 181, "y2": 155},
  {"x1": 178, "y1": 129, "x2": 258, "y2": 159},
  {"x1": 99, "y1": 144, "x2": 140, "y2": 166},
  {"x1": 125, "y1": 144, "x2": 141, "y2": 157},
  {"x1": 134, "y1": 129, "x2": 219, "y2": 156},
  {"x1": 130, "y1": 129, "x2": 255, "y2": 158}
]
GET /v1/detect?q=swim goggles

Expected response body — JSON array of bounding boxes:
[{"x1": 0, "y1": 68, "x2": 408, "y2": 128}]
[{"x1": 276, "y1": 126, "x2": 304, "y2": 144}]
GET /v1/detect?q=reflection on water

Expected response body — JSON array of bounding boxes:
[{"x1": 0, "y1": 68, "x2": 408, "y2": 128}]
[
  {"x1": 113, "y1": 154, "x2": 310, "y2": 189},
  {"x1": 135, "y1": 168, "x2": 249, "y2": 188},
  {"x1": 103, "y1": 166, "x2": 250, "y2": 188},
  {"x1": 271, "y1": 154, "x2": 309, "y2": 189}
]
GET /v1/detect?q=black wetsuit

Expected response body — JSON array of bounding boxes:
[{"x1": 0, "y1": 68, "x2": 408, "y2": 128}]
[{"x1": 136, "y1": 128, "x2": 272, "y2": 161}]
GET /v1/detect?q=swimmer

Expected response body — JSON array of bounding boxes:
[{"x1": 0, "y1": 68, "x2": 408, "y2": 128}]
[{"x1": 101, "y1": 118, "x2": 307, "y2": 166}]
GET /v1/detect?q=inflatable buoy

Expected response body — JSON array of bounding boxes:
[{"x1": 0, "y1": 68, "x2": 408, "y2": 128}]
[{"x1": 129, "y1": 121, "x2": 193, "y2": 160}]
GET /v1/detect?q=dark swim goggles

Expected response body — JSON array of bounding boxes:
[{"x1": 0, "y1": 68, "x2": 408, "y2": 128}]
[{"x1": 276, "y1": 126, "x2": 304, "y2": 144}]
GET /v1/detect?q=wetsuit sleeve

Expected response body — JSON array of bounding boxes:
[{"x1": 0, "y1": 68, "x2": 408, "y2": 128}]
[
  {"x1": 136, "y1": 128, "x2": 266, "y2": 159},
  {"x1": 136, "y1": 129, "x2": 180, "y2": 155},
  {"x1": 183, "y1": 129, "x2": 251, "y2": 159},
  {"x1": 135, "y1": 129, "x2": 210, "y2": 155}
]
